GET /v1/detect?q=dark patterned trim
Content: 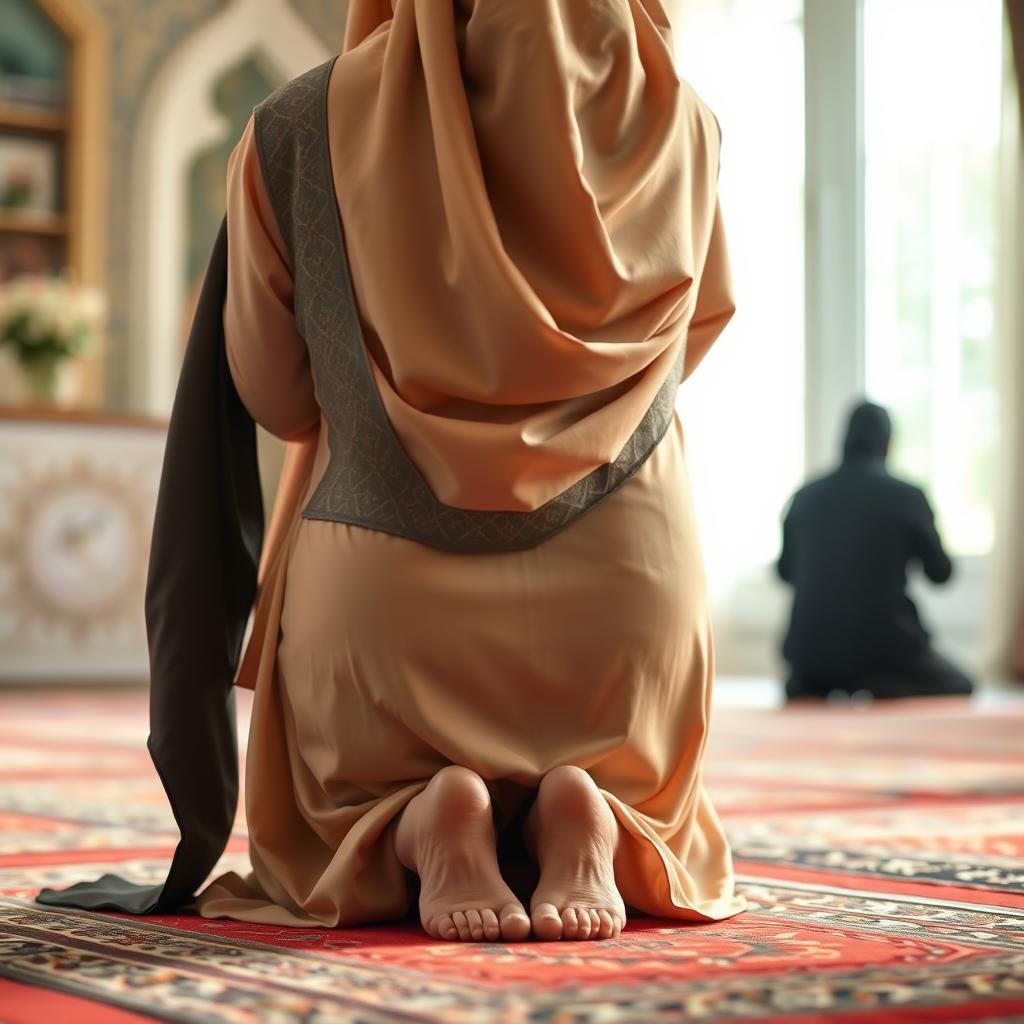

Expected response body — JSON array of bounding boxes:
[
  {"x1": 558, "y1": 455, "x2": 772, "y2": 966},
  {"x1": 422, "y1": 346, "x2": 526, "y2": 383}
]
[{"x1": 253, "y1": 57, "x2": 682, "y2": 553}]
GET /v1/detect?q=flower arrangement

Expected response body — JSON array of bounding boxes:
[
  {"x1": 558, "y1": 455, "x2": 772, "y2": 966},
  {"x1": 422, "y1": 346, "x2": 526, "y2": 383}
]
[{"x1": 0, "y1": 274, "x2": 107, "y2": 402}]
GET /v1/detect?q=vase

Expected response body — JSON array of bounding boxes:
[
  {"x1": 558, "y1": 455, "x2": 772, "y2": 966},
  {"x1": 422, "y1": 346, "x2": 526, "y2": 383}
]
[{"x1": 20, "y1": 357, "x2": 61, "y2": 404}]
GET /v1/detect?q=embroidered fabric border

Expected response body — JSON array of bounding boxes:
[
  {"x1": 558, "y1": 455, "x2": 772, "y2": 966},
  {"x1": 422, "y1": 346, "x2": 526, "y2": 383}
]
[{"x1": 252, "y1": 57, "x2": 682, "y2": 553}]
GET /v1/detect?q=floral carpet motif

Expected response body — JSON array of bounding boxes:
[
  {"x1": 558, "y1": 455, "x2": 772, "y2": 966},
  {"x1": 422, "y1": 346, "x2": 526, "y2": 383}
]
[{"x1": 0, "y1": 688, "x2": 1022, "y2": 1023}]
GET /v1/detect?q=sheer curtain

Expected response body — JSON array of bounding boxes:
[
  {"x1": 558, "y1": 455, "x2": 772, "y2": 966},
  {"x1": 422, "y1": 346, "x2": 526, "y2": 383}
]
[
  {"x1": 863, "y1": 1, "x2": 1003, "y2": 558},
  {"x1": 672, "y1": 0, "x2": 805, "y2": 673},
  {"x1": 991, "y1": 0, "x2": 1024, "y2": 680}
]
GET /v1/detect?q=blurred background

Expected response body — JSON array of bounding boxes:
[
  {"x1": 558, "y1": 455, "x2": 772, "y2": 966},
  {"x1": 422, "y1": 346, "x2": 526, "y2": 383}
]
[{"x1": 0, "y1": 0, "x2": 1021, "y2": 691}]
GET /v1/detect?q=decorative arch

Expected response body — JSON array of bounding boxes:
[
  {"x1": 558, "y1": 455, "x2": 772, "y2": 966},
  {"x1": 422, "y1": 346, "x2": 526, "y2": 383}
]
[{"x1": 129, "y1": 0, "x2": 329, "y2": 414}]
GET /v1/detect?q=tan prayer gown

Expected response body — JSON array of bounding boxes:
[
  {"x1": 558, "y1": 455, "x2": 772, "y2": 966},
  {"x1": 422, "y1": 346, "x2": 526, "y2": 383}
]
[{"x1": 195, "y1": 1, "x2": 745, "y2": 928}]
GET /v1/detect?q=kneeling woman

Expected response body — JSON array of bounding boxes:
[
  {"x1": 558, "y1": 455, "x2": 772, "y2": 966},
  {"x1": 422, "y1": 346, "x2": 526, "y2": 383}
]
[{"x1": 195, "y1": 0, "x2": 745, "y2": 942}]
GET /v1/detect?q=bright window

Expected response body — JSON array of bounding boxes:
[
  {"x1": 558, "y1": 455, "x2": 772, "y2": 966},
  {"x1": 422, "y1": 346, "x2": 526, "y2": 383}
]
[
  {"x1": 864, "y1": 0, "x2": 1003, "y2": 555},
  {"x1": 674, "y1": 0, "x2": 805, "y2": 601}
]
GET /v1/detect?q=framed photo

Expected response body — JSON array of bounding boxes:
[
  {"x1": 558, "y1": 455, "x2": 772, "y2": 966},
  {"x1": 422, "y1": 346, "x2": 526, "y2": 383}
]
[{"x1": 0, "y1": 133, "x2": 59, "y2": 214}]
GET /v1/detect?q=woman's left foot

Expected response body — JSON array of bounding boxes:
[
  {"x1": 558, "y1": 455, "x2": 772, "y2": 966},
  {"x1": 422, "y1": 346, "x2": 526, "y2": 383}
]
[
  {"x1": 394, "y1": 765, "x2": 531, "y2": 942},
  {"x1": 525, "y1": 765, "x2": 626, "y2": 941}
]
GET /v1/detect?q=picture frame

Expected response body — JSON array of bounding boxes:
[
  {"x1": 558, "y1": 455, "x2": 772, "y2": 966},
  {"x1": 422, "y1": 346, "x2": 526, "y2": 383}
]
[{"x1": 0, "y1": 132, "x2": 60, "y2": 214}]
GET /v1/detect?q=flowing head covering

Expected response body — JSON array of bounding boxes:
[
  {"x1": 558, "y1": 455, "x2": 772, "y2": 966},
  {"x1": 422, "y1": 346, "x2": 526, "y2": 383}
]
[
  {"x1": 842, "y1": 401, "x2": 892, "y2": 462},
  {"x1": 324, "y1": 0, "x2": 732, "y2": 510}
]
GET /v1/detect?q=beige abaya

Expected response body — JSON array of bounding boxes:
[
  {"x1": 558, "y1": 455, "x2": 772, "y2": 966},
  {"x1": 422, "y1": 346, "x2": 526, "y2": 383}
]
[{"x1": 194, "y1": 0, "x2": 746, "y2": 928}]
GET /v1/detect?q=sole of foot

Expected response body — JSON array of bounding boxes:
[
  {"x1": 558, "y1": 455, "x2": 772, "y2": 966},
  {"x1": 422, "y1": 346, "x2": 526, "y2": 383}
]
[
  {"x1": 526, "y1": 765, "x2": 626, "y2": 941},
  {"x1": 394, "y1": 765, "x2": 531, "y2": 942}
]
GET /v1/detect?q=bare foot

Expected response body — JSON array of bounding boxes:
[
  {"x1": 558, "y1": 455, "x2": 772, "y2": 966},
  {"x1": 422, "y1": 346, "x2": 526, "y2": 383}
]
[
  {"x1": 394, "y1": 765, "x2": 531, "y2": 942},
  {"x1": 524, "y1": 765, "x2": 626, "y2": 941}
]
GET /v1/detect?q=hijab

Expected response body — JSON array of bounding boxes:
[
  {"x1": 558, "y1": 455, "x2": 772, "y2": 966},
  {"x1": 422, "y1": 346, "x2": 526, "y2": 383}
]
[{"x1": 323, "y1": 0, "x2": 728, "y2": 510}]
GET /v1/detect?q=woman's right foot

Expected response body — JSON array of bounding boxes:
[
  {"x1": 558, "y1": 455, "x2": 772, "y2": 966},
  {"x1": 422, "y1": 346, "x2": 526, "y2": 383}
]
[
  {"x1": 394, "y1": 765, "x2": 531, "y2": 942},
  {"x1": 525, "y1": 765, "x2": 626, "y2": 941}
]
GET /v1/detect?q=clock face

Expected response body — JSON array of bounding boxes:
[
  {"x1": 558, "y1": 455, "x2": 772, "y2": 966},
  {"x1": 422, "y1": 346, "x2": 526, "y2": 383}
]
[{"x1": 26, "y1": 485, "x2": 138, "y2": 614}]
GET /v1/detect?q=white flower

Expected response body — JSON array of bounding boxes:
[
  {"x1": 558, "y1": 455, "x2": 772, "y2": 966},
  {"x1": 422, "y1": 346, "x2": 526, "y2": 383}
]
[
  {"x1": 0, "y1": 274, "x2": 107, "y2": 358},
  {"x1": 75, "y1": 287, "x2": 107, "y2": 326}
]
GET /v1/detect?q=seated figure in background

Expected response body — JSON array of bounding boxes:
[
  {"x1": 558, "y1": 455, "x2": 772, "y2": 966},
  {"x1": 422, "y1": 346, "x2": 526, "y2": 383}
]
[{"x1": 776, "y1": 401, "x2": 974, "y2": 701}]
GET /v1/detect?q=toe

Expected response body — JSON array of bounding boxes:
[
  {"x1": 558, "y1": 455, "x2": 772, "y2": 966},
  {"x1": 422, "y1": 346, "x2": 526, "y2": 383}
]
[
  {"x1": 499, "y1": 903, "x2": 532, "y2": 942},
  {"x1": 575, "y1": 908, "x2": 592, "y2": 940},
  {"x1": 588, "y1": 909, "x2": 602, "y2": 937},
  {"x1": 597, "y1": 910, "x2": 614, "y2": 939},
  {"x1": 434, "y1": 914, "x2": 457, "y2": 941},
  {"x1": 530, "y1": 902, "x2": 563, "y2": 942},
  {"x1": 561, "y1": 907, "x2": 579, "y2": 939},
  {"x1": 481, "y1": 908, "x2": 500, "y2": 941},
  {"x1": 452, "y1": 910, "x2": 471, "y2": 941},
  {"x1": 465, "y1": 909, "x2": 484, "y2": 941}
]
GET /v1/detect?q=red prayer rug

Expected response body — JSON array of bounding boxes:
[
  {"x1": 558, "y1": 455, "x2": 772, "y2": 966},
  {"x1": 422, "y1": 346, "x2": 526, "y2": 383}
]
[{"x1": 0, "y1": 687, "x2": 1022, "y2": 1023}]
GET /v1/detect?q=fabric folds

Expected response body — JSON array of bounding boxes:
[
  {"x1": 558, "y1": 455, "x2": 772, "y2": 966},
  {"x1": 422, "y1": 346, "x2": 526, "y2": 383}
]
[
  {"x1": 324, "y1": 0, "x2": 731, "y2": 510},
  {"x1": 34, "y1": 218, "x2": 262, "y2": 913}
]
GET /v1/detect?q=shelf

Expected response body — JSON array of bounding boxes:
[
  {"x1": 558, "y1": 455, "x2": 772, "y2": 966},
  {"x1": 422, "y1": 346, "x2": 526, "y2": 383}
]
[
  {"x1": 0, "y1": 404, "x2": 167, "y2": 430},
  {"x1": 0, "y1": 101, "x2": 68, "y2": 133},
  {"x1": 0, "y1": 209, "x2": 69, "y2": 236}
]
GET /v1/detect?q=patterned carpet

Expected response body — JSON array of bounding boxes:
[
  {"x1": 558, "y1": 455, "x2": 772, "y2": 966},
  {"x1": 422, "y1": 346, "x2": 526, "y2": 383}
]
[{"x1": 0, "y1": 686, "x2": 1022, "y2": 1023}]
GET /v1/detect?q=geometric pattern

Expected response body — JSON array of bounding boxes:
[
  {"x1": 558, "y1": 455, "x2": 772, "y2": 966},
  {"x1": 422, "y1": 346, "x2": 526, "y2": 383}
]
[{"x1": 1, "y1": 687, "x2": 1022, "y2": 1023}]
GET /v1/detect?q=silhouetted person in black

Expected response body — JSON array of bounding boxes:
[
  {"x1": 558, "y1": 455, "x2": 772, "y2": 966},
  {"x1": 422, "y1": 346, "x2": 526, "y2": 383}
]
[{"x1": 777, "y1": 401, "x2": 974, "y2": 700}]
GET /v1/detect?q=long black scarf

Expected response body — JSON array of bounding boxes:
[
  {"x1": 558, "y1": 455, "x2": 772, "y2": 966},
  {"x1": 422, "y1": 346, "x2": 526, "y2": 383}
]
[{"x1": 34, "y1": 215, "x2": 263, "y2": 913}]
